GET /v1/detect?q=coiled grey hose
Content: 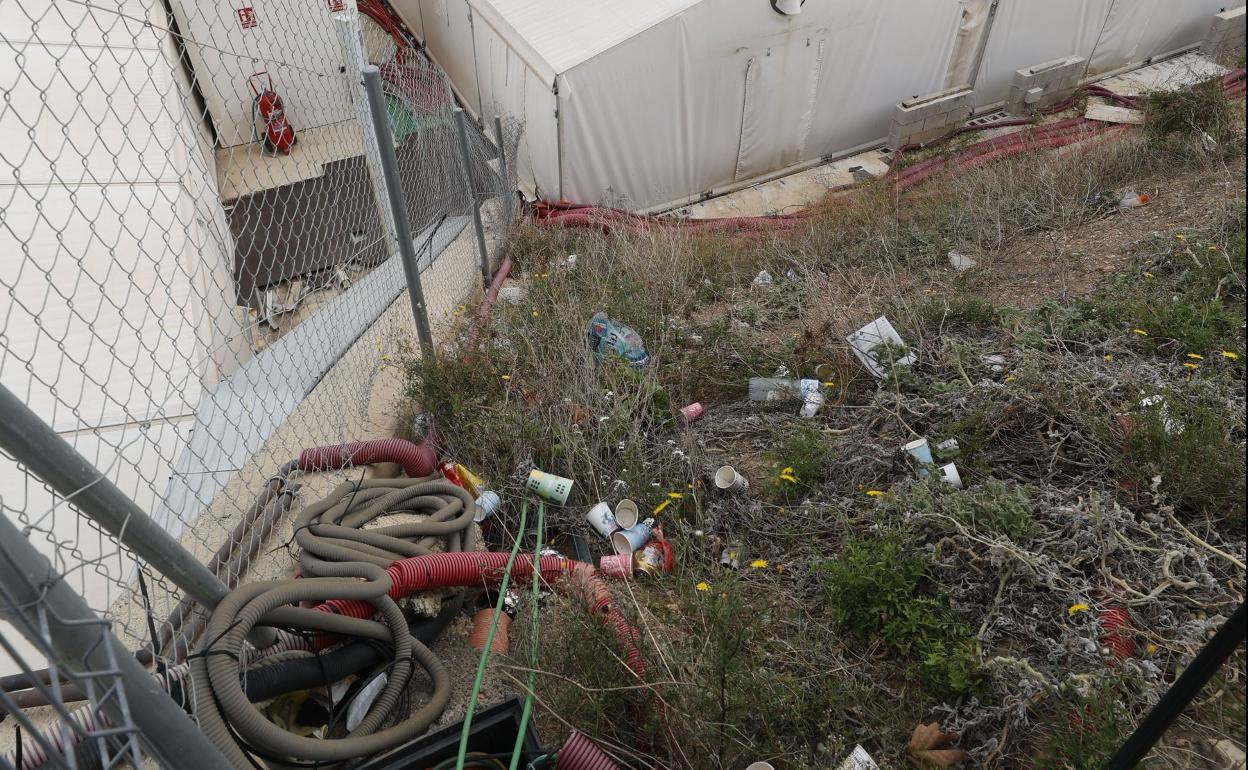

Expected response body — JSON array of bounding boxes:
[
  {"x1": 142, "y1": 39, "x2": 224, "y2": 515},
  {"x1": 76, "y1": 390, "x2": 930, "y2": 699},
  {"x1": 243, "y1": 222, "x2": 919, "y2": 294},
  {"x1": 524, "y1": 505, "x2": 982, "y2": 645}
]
[
  {"x1": 295, "y1": 476, "x2": 478, "y2": 575},
  {"x1": 190, "y1": 476, "x2": 478, "y2": 767}
]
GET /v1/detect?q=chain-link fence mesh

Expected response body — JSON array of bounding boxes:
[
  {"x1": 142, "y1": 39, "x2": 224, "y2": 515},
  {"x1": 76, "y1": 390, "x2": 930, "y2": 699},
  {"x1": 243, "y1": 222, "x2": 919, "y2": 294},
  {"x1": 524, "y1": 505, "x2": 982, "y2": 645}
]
[{"x1": 0, "y1": 0, "x2": 520, "y2": 764}]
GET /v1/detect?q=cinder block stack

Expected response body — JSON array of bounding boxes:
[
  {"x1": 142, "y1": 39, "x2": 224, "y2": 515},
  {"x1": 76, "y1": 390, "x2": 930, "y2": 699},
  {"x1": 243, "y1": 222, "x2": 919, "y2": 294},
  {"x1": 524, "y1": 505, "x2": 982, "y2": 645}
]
[
  {"x1": 1203, "y1": 6, "x2": 1246, "y2": 68},
  {"x1": 887, "y1": 87, "x2": 974, "y2": 149},
  {"x1": 1006, "y1": 56, "x2": 1086, "y2": 116}
]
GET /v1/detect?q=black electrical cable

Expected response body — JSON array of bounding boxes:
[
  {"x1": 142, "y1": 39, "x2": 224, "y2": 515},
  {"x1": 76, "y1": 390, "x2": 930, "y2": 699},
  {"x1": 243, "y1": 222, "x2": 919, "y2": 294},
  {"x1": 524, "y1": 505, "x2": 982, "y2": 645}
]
[
  {"x1": 1104, "y1": 602, "x2": 1246, "y2": 770},
  {"x1": 237, "y1": 595, "x2": 462, "y2": 703}
]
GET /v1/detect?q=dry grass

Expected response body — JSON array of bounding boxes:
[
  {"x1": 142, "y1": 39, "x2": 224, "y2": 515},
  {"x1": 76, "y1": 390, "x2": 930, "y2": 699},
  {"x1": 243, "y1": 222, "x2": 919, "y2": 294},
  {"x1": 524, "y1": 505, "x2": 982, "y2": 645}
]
[{"x1": 404, "y1": 94, "x2": 1247, "y2": 769}]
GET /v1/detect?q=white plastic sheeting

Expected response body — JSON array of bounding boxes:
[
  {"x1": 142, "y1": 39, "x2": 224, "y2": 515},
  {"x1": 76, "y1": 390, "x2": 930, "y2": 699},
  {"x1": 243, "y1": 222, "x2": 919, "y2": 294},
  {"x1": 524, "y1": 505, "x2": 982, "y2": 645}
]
[{"x1": 401, "y1": 0, "x2": 1238, "y2": 211}]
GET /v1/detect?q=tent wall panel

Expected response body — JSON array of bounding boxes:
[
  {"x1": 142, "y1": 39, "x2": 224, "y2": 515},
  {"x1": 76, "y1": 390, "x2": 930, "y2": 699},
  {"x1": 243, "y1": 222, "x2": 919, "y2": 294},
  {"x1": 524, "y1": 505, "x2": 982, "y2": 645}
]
[
  {"x1": 166, "y1": 0, "x2": 357, "y2": 147},
  {"x1": 408, "y1": 0, "x2": 482, "y2": 114}
]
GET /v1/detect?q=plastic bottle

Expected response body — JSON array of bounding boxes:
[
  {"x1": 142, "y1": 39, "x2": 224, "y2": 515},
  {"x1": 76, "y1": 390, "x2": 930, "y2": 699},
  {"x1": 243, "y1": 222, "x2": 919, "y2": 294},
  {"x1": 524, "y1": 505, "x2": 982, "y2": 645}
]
[{"x1": 748, "y1": 377, "x2": 801, "y2": 401}]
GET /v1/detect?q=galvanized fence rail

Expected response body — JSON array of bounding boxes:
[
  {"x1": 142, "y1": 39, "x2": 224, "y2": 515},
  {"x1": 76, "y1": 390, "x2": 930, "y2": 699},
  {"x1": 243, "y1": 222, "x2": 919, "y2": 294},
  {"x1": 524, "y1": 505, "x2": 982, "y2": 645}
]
[{"x1": 0, "y1": 0, "x2": 520, "y2": 765}]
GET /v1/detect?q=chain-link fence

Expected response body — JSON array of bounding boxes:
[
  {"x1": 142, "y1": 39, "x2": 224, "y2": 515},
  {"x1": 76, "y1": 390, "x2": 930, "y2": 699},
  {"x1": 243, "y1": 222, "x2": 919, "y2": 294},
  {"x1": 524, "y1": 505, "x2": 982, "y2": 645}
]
[{"x1": 0, "y1": 0, "x2": 519, "y2": 764}]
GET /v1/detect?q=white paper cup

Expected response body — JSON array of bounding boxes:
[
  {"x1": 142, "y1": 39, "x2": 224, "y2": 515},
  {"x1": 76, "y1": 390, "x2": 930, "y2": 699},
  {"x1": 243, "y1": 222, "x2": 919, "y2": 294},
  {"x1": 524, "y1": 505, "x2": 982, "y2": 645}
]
[
  {"x1": 611, "y1": 521, "x2": 653, "y2": 554},
  {"x1": 585, "y1": 501, "x2": 618, "y2": 538},
  {"x1": 940, "y1": 462, "x2": 963, "y2": 488},
  {"x1": 614, "y1": 498, "x2": 639, "y2": 529},
  {"x1": 714, "y1": 465, "x2": 749, "y2": 492}
]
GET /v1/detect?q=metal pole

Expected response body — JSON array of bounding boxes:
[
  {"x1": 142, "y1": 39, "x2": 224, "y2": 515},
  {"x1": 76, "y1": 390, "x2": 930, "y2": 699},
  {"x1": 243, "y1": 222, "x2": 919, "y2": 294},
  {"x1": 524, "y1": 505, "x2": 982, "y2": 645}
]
[
  {"x1": 0, "y1": 383, "x2": 229, "y2": 611},
  {"x1": 494, "y1": 114, "x2": 511, "y2": 223},
  {"x1": 454, "y1": 106, "x2": 492, "y2": 287},
  {"x1": 1104, "y1": 602, "x2": 1245, "y2": 770},
  {"x1": 0, "y1": 512, "x2": 235, "y2": 770},
  {"x1": 362, "y1": 66, "x2": 436, "y2": 360}
]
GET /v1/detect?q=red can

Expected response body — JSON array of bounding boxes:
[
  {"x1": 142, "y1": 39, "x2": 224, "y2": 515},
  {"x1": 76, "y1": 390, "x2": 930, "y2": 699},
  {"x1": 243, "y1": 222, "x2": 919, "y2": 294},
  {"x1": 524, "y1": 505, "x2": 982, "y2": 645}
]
[
  {"x1": 438, "y1": 461, "x2": 465, "y2": 489},
  {"x1": 634, "y1": 538, "x2": 674, "y2": 576}
]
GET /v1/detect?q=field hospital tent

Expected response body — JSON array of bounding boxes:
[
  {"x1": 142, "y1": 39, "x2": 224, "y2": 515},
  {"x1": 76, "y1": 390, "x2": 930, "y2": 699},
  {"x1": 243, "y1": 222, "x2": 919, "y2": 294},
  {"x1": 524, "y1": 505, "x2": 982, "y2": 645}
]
[{"x1": 394, "y1": 0, "x2": 1234, "y2": 210}]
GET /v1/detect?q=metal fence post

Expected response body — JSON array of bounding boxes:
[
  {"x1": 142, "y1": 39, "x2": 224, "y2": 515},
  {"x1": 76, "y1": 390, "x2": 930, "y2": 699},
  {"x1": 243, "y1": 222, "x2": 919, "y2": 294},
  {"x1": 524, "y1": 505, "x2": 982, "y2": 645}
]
[
  {"x1": 0, "y1": 511, "x2": 236, "y2": 770},
  {"x1": 494, "y1": 114, "x2": 511, "y2": 222},
  {"x1": 0, "y1": 383, "x2": 229, "y2": 612},
  {"x1": 362, "y1": 65, "x2": 436, "y2": 360},
  {"x1": 454, "y1": 107, "x2": 492, "y2": 287}
]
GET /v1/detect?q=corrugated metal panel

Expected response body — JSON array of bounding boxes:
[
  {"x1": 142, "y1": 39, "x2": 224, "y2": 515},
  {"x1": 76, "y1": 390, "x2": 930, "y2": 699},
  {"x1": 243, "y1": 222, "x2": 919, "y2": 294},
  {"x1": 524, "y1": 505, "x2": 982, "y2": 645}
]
[{"x1": 481, "y1": 0, "x2": 703, "y2": 74}]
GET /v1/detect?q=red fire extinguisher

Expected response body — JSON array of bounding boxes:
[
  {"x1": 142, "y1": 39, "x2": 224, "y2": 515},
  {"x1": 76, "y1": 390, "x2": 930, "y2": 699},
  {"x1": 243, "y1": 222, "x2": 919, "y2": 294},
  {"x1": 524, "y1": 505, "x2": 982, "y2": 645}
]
[{"x1": 247, "y1": 72, "x2": 297, "y2": 155}]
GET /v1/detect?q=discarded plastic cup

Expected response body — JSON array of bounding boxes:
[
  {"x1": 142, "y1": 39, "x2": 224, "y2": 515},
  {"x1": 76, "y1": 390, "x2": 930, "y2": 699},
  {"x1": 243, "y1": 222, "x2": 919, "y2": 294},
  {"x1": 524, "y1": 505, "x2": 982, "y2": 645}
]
[
  {"x1": 611, "y1": 521, "x2": 653, "y2": 555},
  {"x1": 680, "y1": 402, "x2": 705, "y2": 423},
  {"x1": 474, "y1": 491, "x2": 501, "y2": 522},
  {"x1": 614, "y1": 498, "x2": 640, "y2": 529},
  {"x1": 940, "y1": 462, "x2": 963, "y2": 489},
  {"x1": 714, "y1": 465, "x2": 749, "y2": 492},
  {"x1": 526, "y1": 468, "x2": 574, "y2": 504},
  {"x1": 585, "y1": 501, "x2": 618, "y2": 538},
  {"x1": 902, "y1": 437, "x2": 934, "y2": 477},
  {"x1": 598, "y1": 552, "x2": 633, "y2": 580}
]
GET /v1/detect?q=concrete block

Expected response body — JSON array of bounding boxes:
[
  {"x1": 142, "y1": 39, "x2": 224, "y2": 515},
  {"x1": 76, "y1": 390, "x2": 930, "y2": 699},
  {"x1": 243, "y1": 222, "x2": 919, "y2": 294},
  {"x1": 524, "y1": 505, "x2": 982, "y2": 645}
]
[
  {"x1": 1203, "y1": 7, "x2": 1246, "y2": 66},
  {"x1": 889, "y1": 87, "x2": 974, "y2": 147},
  {"x1": 1007, "y1": 55, "x2": 1086, "y2": 115}
]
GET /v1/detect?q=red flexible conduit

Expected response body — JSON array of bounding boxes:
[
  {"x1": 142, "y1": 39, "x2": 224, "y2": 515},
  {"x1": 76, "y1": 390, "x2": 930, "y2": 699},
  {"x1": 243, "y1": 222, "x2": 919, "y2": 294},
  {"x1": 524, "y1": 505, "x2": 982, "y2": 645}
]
[
  {"x1": 297, "y1": 437, "x2": 437, "y2": 478},
  {"x1": 315, "y1": 552, "x2": 649, "y2": 701},
  {"x1": 555, "y1": 731, "x2": 620, "y2": 770},
  {"x1": 532, "y1": 71, "x2": 1246, "y2": 236}
]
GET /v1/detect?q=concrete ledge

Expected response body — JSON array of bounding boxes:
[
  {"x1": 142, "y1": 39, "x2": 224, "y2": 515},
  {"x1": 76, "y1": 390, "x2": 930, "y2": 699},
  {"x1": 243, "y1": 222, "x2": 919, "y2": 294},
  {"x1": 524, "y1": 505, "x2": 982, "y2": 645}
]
[
  {"x1": 1007, "y1": 55, "x2": 1086, "y2": 116},
  {"x1": 888, "y1": 87, "x2": 974, "y2": 148},
  {"x1": 1203, "y1": 6, "x2": 1246, "y2": 67}
]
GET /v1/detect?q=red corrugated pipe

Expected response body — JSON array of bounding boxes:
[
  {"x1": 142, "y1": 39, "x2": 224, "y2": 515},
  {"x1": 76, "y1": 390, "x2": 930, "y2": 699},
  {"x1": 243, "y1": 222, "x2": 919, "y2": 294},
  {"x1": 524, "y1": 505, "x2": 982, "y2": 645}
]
[
  {"x1": 555, "y1": 731, "x2": 621, "y2": 770},
  {"x1": 1099, "y1": 606, "x2": 1135, "y2": 663},
  {"x1": 315, "y1": 552, "x2": 648, "y2": 698},
  {"x1": 297, "y1": 436, "x2": 437, "y2": 478}
]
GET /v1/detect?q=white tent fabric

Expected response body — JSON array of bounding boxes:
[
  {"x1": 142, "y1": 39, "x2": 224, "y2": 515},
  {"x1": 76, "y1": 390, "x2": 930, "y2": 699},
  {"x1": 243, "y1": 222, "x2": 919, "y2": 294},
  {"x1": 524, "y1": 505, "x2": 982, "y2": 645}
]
[{"x1": 400, "y1": 0, "x2": 1237, "y2": 211}]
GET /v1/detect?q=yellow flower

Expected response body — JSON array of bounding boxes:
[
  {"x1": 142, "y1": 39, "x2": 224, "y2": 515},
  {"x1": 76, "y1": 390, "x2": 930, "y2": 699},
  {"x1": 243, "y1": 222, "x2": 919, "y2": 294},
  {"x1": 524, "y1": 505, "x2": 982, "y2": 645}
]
[
  {"x1": 531, "y1": 310, "x2": 540, "y2": 318},
  {"x1": 1187, "y1": 353, "x2": 1204, "y2": 360},
  {"x1": 1068, "y1": 604, "x2": 1090, "y2": 616},
  {"x1": 1005, "y1": 375, "x2": 1016, "y2": 382},
  {"x1": 653, "y1": 499, "x2": 671, "y2": 515},
  {"x1": 1144, "y1": 272, "x2": 1155, "y2": 279},
  {"x1": 1207, "y1": 245, "x2": 1218, "y2": 251},
  {"x1": 1223, "y1": 351, "x2": 1240, "y2": 360},
  {"x1": 500, "y1": 374, "x2": 511, "y2": 381},
  {"x1": 1133, "y1": 329, "x2": 1148, "y2": 336},
  {"x1": 1146, "y1": 643, "x2": 1158, "y2": 656},
  {"x1": 823, "y1": 381, "x2": 837, "y2": 389},
  {"x1": 695, "y1": 582, "x2": 710, "y2": 592},
  {"x1": 686, "y1": 483, "x2": 694, "y2": 489},
  {"x1": 866, "y1": 489, "x2": 885, "y2": 497},
  {"x1": 1175, "y1": 234, "x2": 1186, "y2": 240},
  {"x1": 1183, "y1": 362, "x2": 1199, "y2": 370},
  {"x1": 750, "y1": 559, "x2": 769, "y2": 569},
  {"x1": 1103, "y1": 354, "x2": 1114, "y2": 362},
  {"x1": 668, "y1": 491, "x2": 684, "y2": 499},
  {"x1": 539, "y1": 272, "x2": 549, "y2": 278},
  {"x1": 779, "y1": 473, "x2": 798, "y2": 484}
]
